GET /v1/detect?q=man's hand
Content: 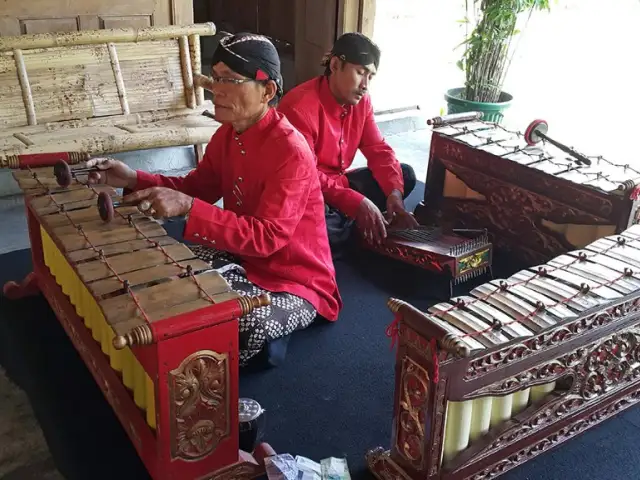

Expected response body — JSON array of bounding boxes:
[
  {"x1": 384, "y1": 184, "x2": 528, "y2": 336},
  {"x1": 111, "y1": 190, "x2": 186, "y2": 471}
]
[
  {"x1": 385, "y1": 189, "x2": 419, "y2": 230},
  {"x1": 85, "y1": 157, "x2": 138, "y2": 190},
  {"x1": 355, "y1": 197, "x2": 388, "y2": 244},
  {"x1": 123, "y1": 187, "x2": 194, "y2": 219}
]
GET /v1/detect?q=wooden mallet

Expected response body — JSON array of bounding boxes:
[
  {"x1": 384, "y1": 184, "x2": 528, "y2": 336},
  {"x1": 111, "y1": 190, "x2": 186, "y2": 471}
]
[
  {"x1": 97, "y1": 191, "x2": 152, "y2": 223},
  {"x1": 524, "y1": 119, "x2": 592, "y2": 166},
  {"x1": 54, "y1": 159, "x2": 102, "y2": 188}
]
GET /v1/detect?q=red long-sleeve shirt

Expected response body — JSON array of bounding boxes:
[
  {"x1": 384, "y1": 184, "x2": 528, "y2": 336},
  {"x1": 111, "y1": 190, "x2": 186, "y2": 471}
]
[
  {"x1": 133, "y1": 108, "x2": 342, "y2": 322},
  {"x1": 278, "y1": 75, "x2": 405, "y2": 218}
]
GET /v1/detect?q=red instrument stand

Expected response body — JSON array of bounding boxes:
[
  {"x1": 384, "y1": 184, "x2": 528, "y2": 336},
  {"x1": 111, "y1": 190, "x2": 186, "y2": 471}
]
[{"x1": 4, "y1": 195, "x2": 275, "y2": 480}]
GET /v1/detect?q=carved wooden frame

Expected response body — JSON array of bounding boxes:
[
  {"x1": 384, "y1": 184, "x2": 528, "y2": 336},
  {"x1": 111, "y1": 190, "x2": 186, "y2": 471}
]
[
  {"x1": 415, "y1": 133, "x2": 639, "y2": 266},
  {"x1": 367, "y1": 296, "x2": 640, "y2": 479},
  {"x1": 169, "y1": 350, "x2": 231, "y2": 461}
]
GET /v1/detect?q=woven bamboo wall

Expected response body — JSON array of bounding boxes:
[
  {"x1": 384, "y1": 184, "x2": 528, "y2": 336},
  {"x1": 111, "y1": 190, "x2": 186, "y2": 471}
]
[
  {"x1": 0, "y1": 24, "x2": 213, "y2": 124},
  {"x1": 0, "y1": 40, "x2": 186, "y2": 128},
  {"x1": 0, "y1": 24, "x2": 219, "y2": 162}
]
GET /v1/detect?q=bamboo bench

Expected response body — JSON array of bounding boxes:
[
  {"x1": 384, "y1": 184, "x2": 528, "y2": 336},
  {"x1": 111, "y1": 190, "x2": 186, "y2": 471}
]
[{"x1": 0, "y1": 23, "x2": 220, "y2": 169}]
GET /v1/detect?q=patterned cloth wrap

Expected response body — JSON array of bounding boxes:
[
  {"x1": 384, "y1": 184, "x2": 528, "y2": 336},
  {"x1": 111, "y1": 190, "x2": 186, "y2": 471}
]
[{"x1": 189, "y1": 245, "x2": 317, "y2": 366}]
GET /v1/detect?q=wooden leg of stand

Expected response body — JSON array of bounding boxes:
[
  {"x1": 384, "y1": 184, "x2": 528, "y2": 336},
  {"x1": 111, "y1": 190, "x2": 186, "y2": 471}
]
[{"x1": 2, "y1": 272, "x2": 40, "y2": 299}]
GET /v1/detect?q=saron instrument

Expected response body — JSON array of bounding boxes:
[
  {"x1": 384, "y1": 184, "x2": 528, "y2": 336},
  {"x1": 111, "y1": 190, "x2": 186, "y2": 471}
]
[
  {"x1": 4, "y1": 153, "x2": 278, "y2": 480},
  {"x1": 367, "y1": 224, "x2": 640, "y2": 479},
  {"x1": 416, "y1": 112, "x2": 640, "y2": 265}
]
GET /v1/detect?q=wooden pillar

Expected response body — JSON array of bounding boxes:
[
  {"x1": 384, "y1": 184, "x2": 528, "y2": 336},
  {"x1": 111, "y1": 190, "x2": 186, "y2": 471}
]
[
  {"x1": 358, "y1": 0, "x2": 376, "y2": 39},
  {"x1": 338, "y1": 0, "x2": 376, "y2": 38},
  {"x1": 338, "y1": 0, "x2": 359, "y2": 36}
]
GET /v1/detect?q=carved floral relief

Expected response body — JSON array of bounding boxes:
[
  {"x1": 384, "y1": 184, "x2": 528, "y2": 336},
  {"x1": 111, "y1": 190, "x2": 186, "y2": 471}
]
[{"x1": 170, "y1": 350, "x2": 230, "y2": 460}]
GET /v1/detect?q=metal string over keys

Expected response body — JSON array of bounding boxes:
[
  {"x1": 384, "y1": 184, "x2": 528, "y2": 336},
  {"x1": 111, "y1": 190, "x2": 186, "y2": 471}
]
[
  {"x1": 97, "y1": 191, "x2": 153, "y2": 222},
  {"x1": 26, "y1": 169, "x2": 228, "y2": 345},
  {"x1": 524, "y1": 119, "x2": 592, "y2": 166}
]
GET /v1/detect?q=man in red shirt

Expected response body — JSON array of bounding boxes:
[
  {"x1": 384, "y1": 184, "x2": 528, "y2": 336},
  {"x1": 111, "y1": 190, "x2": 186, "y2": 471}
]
[
  {"x1": 278, "y1": 32, "x2": 418, "y2": 254},
  {"x1": 84, "y1": 33, "x2": 342, "y2": 368}
]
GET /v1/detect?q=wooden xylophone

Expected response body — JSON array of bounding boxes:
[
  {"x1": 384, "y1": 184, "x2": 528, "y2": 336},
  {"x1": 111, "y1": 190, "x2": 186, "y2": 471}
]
[
  {"x1": 367, "y1": 223, "x2": 640, "y2": 479},
  {"x1": 416, "y1": 112, "x2": 640, "y2": 265},
  {"x1": 362, "y1": 226, "x2": 493, "y2": 295},
  {"x1": 3, "y1": 158, "x2": 276, "y2": 480}
]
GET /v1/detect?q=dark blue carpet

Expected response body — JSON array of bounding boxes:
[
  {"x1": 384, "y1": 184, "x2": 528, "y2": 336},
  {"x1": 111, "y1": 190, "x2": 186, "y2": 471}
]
[{"x1": 2, "y1": 183, "x2": 640, "y2": 480}]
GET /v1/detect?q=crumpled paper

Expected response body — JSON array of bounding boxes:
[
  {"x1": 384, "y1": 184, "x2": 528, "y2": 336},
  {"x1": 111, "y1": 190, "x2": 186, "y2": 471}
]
[
  {"x1": 264, "y1": 454, "x2": 351, "y2": 480},
  {"x1": 320, "y1": 457, "x2": 351, "y2": 480},
  {"x1": 266, "y1": 454, "x2": 299, "y2": 480},
  {"x1": 295, "y1": 455, "x2": 322, "y2": 480}
]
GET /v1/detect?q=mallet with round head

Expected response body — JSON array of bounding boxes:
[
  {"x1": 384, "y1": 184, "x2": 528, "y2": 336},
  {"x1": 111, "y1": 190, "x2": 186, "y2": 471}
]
[
  {"x1": 97, "y1": 191, "x2": 152, "y2": 223},
  {"x1": 524, "y1": 119, "x2": 592, "y2": 166},
  {"x1": 54, "y1": 159, "x2": 102, "y2": 188}
]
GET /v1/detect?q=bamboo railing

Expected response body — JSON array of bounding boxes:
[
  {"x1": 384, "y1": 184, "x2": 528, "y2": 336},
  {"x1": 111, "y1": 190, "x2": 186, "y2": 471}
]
[
  {"x1": 0, "y1": 23, "x2": 216, "y2": 52},
  {"x1": 0, "y1": 23, "x2": 219, "y2": 162}
]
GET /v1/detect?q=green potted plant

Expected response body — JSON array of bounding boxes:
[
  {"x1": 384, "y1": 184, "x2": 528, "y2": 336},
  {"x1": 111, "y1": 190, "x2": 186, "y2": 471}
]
[{"x1": 445, "y1": 0, "x2": 552, "y2": 123}]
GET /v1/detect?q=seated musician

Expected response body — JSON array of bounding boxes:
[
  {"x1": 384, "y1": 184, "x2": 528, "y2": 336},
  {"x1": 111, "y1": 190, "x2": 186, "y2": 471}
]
[
  {"x1": 85, "y1": 32, "x2": 343, "y2": 368},
  {"x1": 277, "y1": 32, "x2": 418, "y2": 254}
]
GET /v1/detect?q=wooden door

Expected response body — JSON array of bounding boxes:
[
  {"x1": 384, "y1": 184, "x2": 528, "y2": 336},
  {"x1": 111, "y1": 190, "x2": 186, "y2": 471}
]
[
  {"x1": 0, "y1": 0, "x2": 194, "y2": 36},
  {"x1": 205, "y1": 0, "x2": 294, "y2": 45},
  {"x1": 294, "y1": 0, "x2": 338, "y2": 85},
  {"x1": 258, "y1": 0, "x2": 296, "y2": 45},
  {"x1": 294, "y1": 0, "x2": 376, "y2": 85},
  {"x1": 206, "y1": 0, "x2": 258, "y2": 34}
]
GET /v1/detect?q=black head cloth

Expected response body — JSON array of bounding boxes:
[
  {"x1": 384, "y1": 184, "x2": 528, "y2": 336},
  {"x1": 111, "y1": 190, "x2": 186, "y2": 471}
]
[
  {"x1": 321, "y1": 32, "x2": 381, "y2": 71},
  {"x1": 212, "y1": 32, "x2": 284, "y2": 100}
]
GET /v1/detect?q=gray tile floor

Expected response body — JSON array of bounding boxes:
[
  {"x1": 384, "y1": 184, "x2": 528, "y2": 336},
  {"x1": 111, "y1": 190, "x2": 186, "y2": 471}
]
[{"x1": 0, "y1": 126, "x2": 431, "y2": 256}]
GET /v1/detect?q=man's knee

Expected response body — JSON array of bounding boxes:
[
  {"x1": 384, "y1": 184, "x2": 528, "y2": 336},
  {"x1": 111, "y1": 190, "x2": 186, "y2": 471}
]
[{"x1": 401, "y1": 163, "x2": 417, "y2": 199}]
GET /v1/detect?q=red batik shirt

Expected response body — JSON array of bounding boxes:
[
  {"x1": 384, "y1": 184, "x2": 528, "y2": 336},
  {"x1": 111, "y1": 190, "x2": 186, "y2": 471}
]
[
  {"x1": 278, "y1": 75, "x2": 405, "y2": 219},
  {"x1": 133, "y1": 108, "x2": 343, "y2": 322}
]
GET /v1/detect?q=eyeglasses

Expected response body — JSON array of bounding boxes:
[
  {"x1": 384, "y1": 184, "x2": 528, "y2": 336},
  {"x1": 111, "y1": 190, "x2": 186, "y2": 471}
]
[{"x1": 210, "y1": 76, "x2": 255, "y2": 85}]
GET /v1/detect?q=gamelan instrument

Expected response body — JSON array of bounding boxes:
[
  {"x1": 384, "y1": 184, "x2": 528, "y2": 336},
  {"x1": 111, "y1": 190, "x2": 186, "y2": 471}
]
[
  {"x1": 367, "y1": 224, "x2": 640, "y2": 479},
  {"x1": 3, "y1": 155, "x2": 279, "y2": 480},
  {"x1": 362, "y1": 226, "x2": 493, "y2": 294},
  {"x1": 416, "y1": 112, "x2": 640, "y2": 265}
]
